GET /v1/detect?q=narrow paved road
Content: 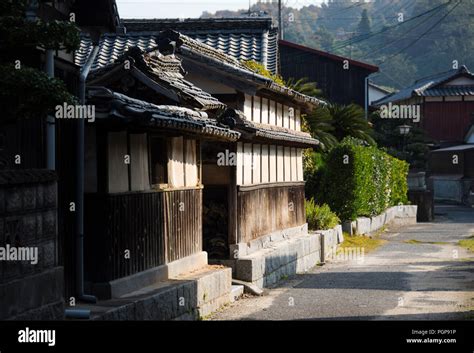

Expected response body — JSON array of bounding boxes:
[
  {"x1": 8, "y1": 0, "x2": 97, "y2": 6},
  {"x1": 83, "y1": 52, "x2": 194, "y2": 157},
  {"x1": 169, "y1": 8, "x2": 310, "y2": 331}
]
[{"x1": 210, "y1": 205, "x2": 474, "y2": 320}]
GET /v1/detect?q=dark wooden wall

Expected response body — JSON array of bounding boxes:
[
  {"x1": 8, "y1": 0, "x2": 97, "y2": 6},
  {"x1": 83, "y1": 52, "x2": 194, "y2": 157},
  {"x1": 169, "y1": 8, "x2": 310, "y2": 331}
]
[
  {"x1": 429, "y1": 148, "x2": 474, "y2": 178},
  {"x1": 422, "y1": 101, "x2": 474, "y2": 143},
  {"x1": 236, "y1": 182, "x2": 306, "y2": 243},
  {"x1": 279, "y1": 44, "x2": 373, "y2": 106},
  {"x1": 84, "y1": 188, "x2": 202, "y2": 283}
]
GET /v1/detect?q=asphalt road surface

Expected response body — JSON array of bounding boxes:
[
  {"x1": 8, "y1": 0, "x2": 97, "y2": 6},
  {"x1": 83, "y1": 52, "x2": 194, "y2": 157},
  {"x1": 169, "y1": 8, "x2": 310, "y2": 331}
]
[{"x1": 209, "y1": 205, "x2": 474, "y2": 320}]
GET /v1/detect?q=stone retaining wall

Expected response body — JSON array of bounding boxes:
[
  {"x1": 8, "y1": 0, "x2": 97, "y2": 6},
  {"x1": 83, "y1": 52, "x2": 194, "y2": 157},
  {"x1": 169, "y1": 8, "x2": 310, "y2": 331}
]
[{"x1": 342, "y1": 205, "x2": 417, "y2": 235}]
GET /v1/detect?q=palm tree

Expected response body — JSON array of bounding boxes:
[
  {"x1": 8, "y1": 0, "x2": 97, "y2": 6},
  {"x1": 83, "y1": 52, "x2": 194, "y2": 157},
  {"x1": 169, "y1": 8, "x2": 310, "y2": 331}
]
[
  {"x1": 285, "y1": 77, "x2": 323, "y2": 98},
  {"x1": 328, "y1": 103, "x2": 375, "y2": 146},
  {"x1": 305, "y1": 103, "x2": 375, "y2": 149},
  {"x1": 303, "y1": 108, "x2": 338, "y2": 151}
]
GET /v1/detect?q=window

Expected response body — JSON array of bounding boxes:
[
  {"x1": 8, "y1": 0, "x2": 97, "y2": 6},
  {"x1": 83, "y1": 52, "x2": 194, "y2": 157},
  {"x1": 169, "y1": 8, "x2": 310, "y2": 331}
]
[{"x1": 149, "y1": 136, "x2": 168, "y2": 186}]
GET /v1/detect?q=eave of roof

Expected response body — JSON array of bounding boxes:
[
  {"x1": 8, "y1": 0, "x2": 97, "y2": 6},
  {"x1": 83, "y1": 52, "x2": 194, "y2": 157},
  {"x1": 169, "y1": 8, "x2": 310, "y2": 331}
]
[
  {"x1": 279, "y1": 39, "x2": 379, "y2": 73},
  {"x1": 223, "y1": 108, "x2": 319, "y2": 147},
  {"x1": 87, "y1": 87, "x2": 240, "y2": 141}
]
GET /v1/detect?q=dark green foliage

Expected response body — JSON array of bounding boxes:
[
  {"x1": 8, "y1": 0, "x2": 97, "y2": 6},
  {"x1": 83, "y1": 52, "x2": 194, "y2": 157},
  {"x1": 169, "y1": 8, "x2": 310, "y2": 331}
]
[
  {"x1": 0, "y1": 0, "x2": 80, "y2": 124},
  {"x1": 306, "y1": 103, "x2": 376, "y2": 149},
  {"x1": 285, "y1": 77, "x2": 323, "y2": 98},
  {"x1": 305, "y1": 199, "x2": 340, "y2": 231},
  {"x1": 0, "y1": 1, "x2": 80, "y2": 53},
  {"x1": 303, "y1": 149, "x2": 327, "y2": 199},
  {"x1": 371, "y1": 111, "x2": 433, "y2": 170},
  {"x1": 357, "y1": 9, "x2": 372, "y2": 36},
  {"x1": 0, "y1": 65, "x2": 77, "y2": 124},
  {"x1": 318, "y1": 138, "x2": 409, "y2": 220}
]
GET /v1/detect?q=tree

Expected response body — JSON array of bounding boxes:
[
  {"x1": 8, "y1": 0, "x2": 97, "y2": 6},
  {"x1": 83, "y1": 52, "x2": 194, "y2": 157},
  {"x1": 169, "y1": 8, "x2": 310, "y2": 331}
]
[
  {"x1": 357, "y1": 9, "x2": 372, "y2": 36},
  {"x1": 285, "y1": 77, "x2": 323, "y2": 98},
  {"x1": 0, "y1": 0, "x2": 80, "y2": 124},
  {"x1": 322, "y1": 103, "x2": 376, "y2": 146}
]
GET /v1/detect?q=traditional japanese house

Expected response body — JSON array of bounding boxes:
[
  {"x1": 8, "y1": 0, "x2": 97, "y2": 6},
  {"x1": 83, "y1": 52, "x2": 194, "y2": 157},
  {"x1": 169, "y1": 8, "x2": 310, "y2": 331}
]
[
  {"x1": 373, "y1": 65, "x2": 474, "y2": 145},
  {"x1": 159, "y1": 31, "x2": 323, "y2": 283},
  {"x1": 73, "y1": 46, "x2": 240, "y2": 298}
]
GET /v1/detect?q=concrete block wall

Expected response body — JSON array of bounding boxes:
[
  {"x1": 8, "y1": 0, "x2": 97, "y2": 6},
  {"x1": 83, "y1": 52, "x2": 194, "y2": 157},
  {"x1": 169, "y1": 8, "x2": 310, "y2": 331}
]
[{"x1": 0, "y1": 171, "x2": 64, "y2": 320}]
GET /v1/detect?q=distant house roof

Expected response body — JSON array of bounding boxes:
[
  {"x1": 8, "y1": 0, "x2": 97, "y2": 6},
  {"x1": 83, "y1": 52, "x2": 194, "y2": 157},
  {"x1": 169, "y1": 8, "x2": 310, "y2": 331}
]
[
  {"x1": 75, "y1": 31, "x2": 324, "y2": 110},
  {"x1": 123, "y1": 17, "x2": 279, "y2": 74},
  {"x1": 87, "y1": 86, "x2": 240, "y2": 141},
  {"x1": 86, "y1": 46, "x2": 226, "y2": 111},
  {"x1": 279, "y1": 40, "x2": 379, "y2": 72},
  {"x1": 373, "y1": 65, "x2": 474, "y2": 106},
  {"x1": 432, "y1": 144, "x2": 474, "y2": 152},
  {"x1": 369, "y1": 81, "x2": 393, "y2": 94}
]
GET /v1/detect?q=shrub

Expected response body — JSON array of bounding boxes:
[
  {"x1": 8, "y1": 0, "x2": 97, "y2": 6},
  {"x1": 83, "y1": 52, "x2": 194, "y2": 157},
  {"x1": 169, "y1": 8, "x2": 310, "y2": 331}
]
[
  {"x1": 305, "y1": 199, "x2": 340, "y2": 230},
  {"x1": 318, "y1": 141, "x2": 409, "y2": 221},
  {"x1": 303, "y1": 150, "x2": 327, "y2": 199}
]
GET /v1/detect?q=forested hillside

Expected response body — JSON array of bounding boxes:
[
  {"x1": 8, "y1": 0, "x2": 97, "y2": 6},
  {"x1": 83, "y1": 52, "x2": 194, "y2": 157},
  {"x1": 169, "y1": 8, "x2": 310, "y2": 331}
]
[{"x1": 202, "y1": 0, "x2": 474, "y2": 89}]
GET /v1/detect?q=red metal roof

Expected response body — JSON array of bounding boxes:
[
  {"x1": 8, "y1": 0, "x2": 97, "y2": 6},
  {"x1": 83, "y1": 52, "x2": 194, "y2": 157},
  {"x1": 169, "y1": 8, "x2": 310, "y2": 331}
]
[{"x1": 279, "y1": 39, "x2": 379, "y2": 73}]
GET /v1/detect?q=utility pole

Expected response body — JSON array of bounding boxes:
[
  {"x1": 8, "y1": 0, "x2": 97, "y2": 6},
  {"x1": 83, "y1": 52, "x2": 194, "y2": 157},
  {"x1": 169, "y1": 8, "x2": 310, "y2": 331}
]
[{"x1": 278, "y1": 0, "x2": 283, "y2": 40}]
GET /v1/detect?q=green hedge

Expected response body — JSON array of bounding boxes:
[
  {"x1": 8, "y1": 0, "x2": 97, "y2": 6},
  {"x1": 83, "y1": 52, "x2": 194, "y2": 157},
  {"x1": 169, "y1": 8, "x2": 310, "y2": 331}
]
[{"x1": 318, "y1": 140, "x2": 408, "y2": 220}]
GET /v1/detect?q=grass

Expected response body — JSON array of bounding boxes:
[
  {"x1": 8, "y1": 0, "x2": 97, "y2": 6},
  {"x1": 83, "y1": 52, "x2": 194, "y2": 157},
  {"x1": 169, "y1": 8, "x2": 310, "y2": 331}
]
[
  {"x1": 458, "y1": 236, "x2": 474, "y2": 252},
  {"x1": 404, "y1": 239, "x2": 450, "y2": 245},
  {"x1": 339, "y1": 231, "x2": 386, "y2": 253}
]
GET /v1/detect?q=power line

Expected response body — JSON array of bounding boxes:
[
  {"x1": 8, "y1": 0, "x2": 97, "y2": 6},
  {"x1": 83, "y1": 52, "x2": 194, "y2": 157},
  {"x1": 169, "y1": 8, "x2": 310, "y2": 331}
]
[
  {"x1": 378, "y1": 0, "x2": 462, "y2": 66},
  {"x1": 328, "y1": 1, "x2": 451, "y2": 51},
  {"x1": 367, "y1": 2, "x2": 447, "y2": 57}
]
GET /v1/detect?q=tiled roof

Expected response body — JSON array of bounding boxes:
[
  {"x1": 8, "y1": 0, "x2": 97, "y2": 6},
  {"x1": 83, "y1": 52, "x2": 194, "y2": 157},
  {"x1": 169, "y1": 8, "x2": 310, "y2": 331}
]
[
  {"x1": 75, "y1": 32, "x2": 324, "y2": 109},
  {"x1": 75, "y1": 34, "x2": 158, "y2": 70},
  {"x1": 87, "y1": 87, "x2": 240, "y2": 141},
  {"x1": 422, "y1": 86, "x2": 474, "y2": 97},
  {"x1": 86, "y1": 45, "x2": 226, "y2": 111},
  {"x1": 123, "y1": 17, "x2": 279, "y2": 74},
  {"x1": 223, "y1": 109, "x2": 319, "y2": 148},
  {"x1": 373, "y1": 65, "x2": 474, "y2": 106}
]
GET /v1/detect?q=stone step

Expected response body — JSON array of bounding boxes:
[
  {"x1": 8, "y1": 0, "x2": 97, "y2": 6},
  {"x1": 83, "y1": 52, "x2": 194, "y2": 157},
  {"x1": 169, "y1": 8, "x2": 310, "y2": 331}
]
[
  {"x1": 230, "y1": 285, "x2": 244, "y2": 302},
  {"x1": 83, "y1": 265, "x2": 232, "y2": 320}
]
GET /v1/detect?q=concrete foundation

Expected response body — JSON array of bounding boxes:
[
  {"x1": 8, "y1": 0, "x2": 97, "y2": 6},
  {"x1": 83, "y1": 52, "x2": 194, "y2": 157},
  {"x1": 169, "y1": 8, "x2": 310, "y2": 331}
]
[
  {"x1": 213, "y1": 224, "x2": 342, "y2": 288},
  {"x1": 89, "y1": 251, "x2": 208, "y2": 299},
  {"x1": 85, "y1": 266, "x2": 232, "y2": 320}
]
